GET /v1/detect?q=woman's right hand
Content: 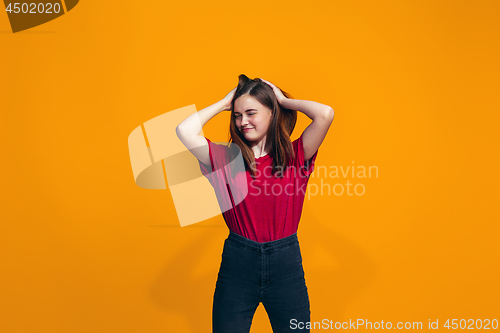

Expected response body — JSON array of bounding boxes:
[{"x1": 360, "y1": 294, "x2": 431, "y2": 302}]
[{"x1": 221, "y1": 87, "x2": 237, "y2": 111}]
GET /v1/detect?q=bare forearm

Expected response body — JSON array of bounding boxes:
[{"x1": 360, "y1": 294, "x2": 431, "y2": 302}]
[
  {"x1": 281, "y1": 98, "x2": 333, "y2": 120},
  {"x1": 176, "y1": 100, "x2": 226, "y2": 136}
]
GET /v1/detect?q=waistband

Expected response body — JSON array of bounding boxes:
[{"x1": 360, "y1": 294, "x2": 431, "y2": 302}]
[{"x1": 227, "y1": 230, "x2": 299, "y2": 253}]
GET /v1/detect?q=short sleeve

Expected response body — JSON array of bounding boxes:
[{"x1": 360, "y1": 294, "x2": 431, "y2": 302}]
[
  {"x1": 196, "y1": 138, "x2": 244, "y2": 214},
  {"x1": 293, "y1": 132, "x2": 319, "y2": 178},
  {"x1": 198, "y1": 137, "x2": 233, "y2": 179}
]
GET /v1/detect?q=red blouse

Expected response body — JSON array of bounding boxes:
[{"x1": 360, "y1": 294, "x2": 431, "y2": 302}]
[{"x1": 198, "y1": 132, "x2": 318, "y2": 243}]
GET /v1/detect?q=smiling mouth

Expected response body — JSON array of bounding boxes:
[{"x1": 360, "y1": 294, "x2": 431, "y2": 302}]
[{"x1": 242, "y1": 127, "x2": 254, "y2": 131}]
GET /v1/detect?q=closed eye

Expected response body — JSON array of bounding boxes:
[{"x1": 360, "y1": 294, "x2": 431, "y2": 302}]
[{"x1": 235, "y1": 112, "x2": 256, "y2": 118}]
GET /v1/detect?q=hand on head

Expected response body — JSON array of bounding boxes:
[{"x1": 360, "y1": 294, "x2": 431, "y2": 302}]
[{"x1": 258, "y1": 78, "x2": 287, "y2": 104}]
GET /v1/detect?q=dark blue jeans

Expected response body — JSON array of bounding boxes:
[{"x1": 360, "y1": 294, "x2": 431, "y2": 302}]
[{"x1": 213, "y1": 231, "x2": 311, "y2": 332}]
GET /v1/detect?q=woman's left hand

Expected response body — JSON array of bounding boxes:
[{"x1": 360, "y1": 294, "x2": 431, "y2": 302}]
[{"x1": 260, "y1": 78, "x2": 288, "y2": 105}]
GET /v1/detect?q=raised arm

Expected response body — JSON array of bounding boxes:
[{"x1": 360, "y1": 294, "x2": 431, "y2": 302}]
[
  {"x1": 176, "y1": 88, "x2": 236, "y2": 166},
  {"x1": 281, "y1": 99, "x2": 334, "y2": 161},
  {"x1": 260, "y1": 79, "x2": 334, "y2": 160}
]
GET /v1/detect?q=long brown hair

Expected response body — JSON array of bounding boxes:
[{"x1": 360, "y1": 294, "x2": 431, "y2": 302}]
[{"x1": 227, "y1": 74, "x2": 297, "y2": 178}]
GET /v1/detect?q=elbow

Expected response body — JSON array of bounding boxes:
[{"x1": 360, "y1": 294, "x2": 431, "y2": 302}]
[
  {"x1": 323, "y1": 107, "x2": 334, "y2": 122},
  {"x1": 176, "y1": 124, "x2": 185, "y2": 140}
]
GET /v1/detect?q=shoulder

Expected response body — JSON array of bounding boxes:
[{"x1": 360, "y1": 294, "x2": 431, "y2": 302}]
[{"x1": 202, "y1": 138, "x2": 238, "y2": 166}]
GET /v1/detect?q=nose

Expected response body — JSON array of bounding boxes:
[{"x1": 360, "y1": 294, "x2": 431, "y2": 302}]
[{"x1": 240, "y1": 116, "x2": 249, "y2": 126}]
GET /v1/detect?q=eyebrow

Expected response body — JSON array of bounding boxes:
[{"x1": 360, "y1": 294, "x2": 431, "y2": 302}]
[{"x1": 234, "y1": 109, "x2": 258, "y2": 115}]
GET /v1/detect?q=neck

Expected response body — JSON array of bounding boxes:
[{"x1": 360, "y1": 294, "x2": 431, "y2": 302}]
[{"x1": 248, "y1": 136, "x2": 267, "y2": 157}]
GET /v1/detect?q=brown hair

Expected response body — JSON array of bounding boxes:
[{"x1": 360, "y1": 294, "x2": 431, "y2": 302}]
[{"x1": 227, "y1": 74, "x2": 297, "y2": 178}]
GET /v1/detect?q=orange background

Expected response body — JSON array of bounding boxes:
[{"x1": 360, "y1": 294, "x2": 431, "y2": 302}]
[{"x1": 1, "y1": 1, "x2": 499, "y2": 332}]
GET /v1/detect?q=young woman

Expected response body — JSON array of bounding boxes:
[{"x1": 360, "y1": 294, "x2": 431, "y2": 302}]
[{"x1": 176, "y1": 75, "x2": 334, "y2": 332}]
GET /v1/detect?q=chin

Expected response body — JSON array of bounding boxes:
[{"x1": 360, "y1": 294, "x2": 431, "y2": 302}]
[{"x1": 243, "y1": 134, "x2": 256, "y2": 141}]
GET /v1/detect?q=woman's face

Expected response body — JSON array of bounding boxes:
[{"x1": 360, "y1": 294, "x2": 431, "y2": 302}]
[{"x1": 234, "y1": 94, "x2": 273, "y2": 142}]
